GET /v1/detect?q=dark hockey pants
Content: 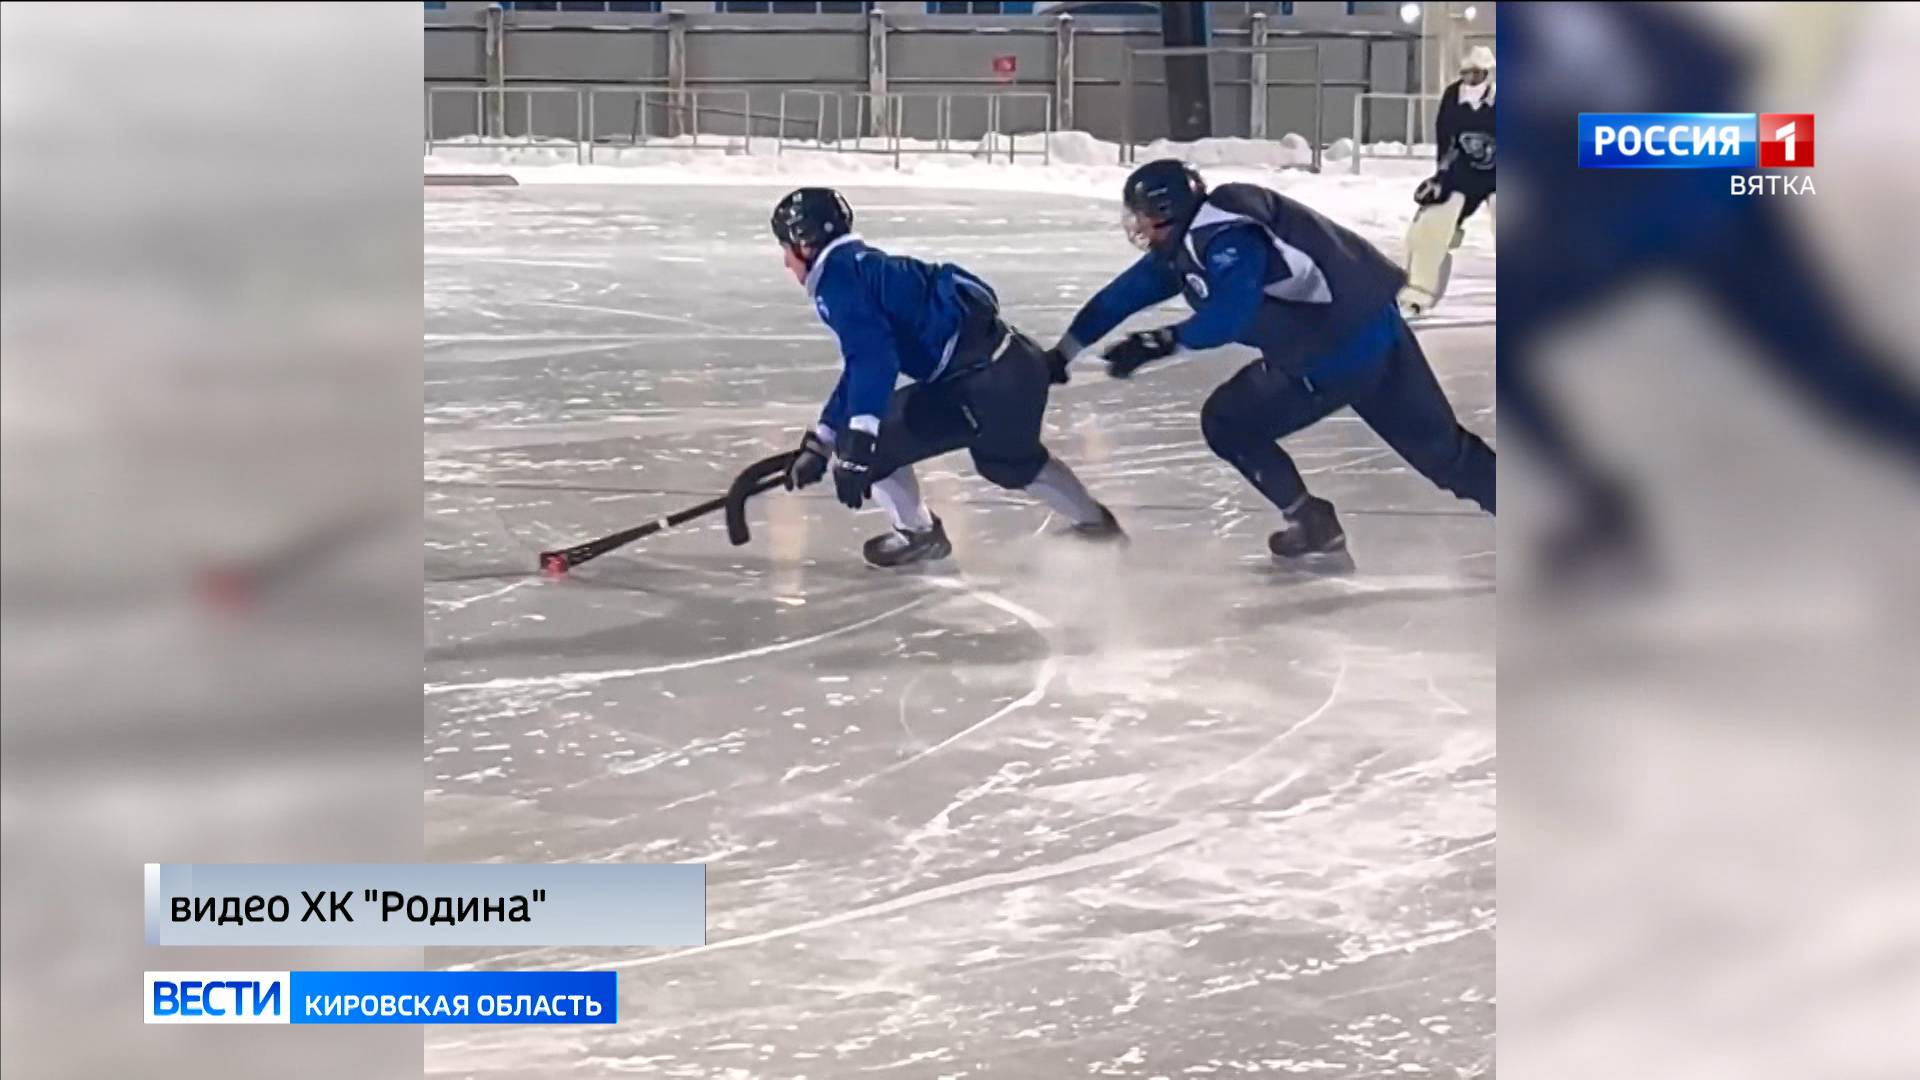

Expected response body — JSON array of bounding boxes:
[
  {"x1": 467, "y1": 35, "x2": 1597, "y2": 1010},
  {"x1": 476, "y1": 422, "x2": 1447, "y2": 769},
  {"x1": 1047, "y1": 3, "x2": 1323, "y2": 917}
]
[
  {"x1": 868, "y1": 334, "x2": 1054, "y2": 491},
  {"x1": 1201, "y1": 311, "x2": 1496, "y2": 514}
]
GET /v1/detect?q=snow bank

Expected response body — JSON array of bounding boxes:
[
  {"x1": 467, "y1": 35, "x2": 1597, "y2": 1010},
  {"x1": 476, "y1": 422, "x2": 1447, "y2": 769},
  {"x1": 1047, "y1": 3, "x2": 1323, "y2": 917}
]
[
  {"x1": 1039, "y1": 130, "x2": 1317, "y2": 169},
  {"x1": 425, "y1": 130, "x2": 1445, "y2": 241}
]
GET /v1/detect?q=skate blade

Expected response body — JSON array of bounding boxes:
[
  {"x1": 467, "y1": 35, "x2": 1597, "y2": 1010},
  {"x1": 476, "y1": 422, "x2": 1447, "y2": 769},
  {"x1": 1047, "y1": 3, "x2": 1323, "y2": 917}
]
[
  {"x1": 862, "y1": 548, "x2": 955, "y2": 571},
  {"x1": 864, "y1": 559, "x2": 951, "y2": 572},
  {"x1": 1267, "y1": 549, "x2": 1358, "y2": 577}
]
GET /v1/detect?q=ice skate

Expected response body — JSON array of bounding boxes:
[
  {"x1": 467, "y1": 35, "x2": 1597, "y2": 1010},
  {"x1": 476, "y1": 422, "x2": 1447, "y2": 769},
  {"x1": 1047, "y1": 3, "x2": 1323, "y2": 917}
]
[
  {"x1": 1268, "y1": 496, "x2": 1355, "y2": 572},
  {"x1": 1398, "y1": 284, "x2": 1437, "y2": 319},
  {"x1": 1069, "y1": 503, "x2": 1127, "y2": 543},
  {"x1": 862, "y1": 516, "x2": 952, "y2": 568}
]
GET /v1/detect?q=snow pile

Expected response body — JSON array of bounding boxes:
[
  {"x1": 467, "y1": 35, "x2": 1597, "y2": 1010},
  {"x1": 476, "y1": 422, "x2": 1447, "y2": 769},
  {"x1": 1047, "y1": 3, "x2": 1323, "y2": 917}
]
[
  {"x1": 1040, "y1": 131, "x2": 1316, "y2": 169},
  {"x1": 425, "y1": 130, "x2": 1441, "y2": 238},
  {"x1": 1348, "y1": 139, "x2": 1439, "y2": 159},
  {"x1": 426, "y1": 129, "x2": 1435, "y2": 183}
]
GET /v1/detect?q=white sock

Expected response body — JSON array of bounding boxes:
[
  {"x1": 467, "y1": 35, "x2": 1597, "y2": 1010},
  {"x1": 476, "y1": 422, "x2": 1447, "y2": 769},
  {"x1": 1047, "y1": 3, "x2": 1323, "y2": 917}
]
[
  {"x1": 872, "y1": 468, "x2": 935, "y2": 532},
  {"x1": 1025, "y1": 457, "x2": 1104, "y2": 526}
]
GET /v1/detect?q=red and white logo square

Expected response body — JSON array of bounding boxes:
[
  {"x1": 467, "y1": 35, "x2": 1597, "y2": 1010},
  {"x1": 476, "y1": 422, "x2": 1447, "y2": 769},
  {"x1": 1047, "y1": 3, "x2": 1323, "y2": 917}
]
[{"x1": 1759, "y1": 113, "x2": 1815, "y2": 168}]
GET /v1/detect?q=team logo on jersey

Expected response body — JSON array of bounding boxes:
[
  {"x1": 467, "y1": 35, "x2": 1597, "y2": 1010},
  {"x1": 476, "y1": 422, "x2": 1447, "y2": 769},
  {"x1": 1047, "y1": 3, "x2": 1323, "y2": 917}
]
[
  {"x1": 1209, "y1": 247, "x2": 1238, "y2": 271},
  {"x1": 1458, "y1": 131, "x2": 1496, "y2": 169},
  {"x1": 1184, "y1": 272, "x2": 1210, "y2": 299}
]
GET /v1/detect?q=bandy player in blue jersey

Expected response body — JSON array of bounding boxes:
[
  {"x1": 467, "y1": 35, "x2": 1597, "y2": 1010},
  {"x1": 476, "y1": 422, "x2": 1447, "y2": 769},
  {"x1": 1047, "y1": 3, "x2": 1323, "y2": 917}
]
[
  {"x1": 771, "y1": 188, "x2": 1122, "y2": 567},
  {"x1": 1051, "y1": 160, "x2": 1495, "y2": 567}
]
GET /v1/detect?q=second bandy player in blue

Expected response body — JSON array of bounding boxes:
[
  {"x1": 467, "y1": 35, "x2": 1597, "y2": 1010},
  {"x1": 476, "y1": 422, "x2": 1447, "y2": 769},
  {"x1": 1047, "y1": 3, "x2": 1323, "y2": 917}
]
[
  {"x1": 1050, "y1": 160, "x2": 1495, "y2": 568},
  {"x1": 771, "y1": 187, "x2": 1122, "y2": 568}
]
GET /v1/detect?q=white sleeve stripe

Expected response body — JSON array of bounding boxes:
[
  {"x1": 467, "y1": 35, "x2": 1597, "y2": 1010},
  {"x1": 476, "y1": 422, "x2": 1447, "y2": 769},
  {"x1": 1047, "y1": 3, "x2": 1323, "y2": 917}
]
[
  {"x1": 1186, "y1": 203, "x2": 1331, "y2": 305},
  {"x1": 1264, "y1": 239, "x2": 1333, "y2": 304},
  {"x1": 927, "y1": 329, "x2": 959, "y2": 384}
]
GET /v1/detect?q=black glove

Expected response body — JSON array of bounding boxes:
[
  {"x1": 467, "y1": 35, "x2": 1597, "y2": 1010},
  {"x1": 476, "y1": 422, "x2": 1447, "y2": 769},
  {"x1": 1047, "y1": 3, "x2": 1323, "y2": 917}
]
[
  {"x1": 1044, "y1": 347, "x2": 1072, "y2": 385},
  {"x1": 1104, "y1": 327, "x2": 1179, "y2": 379},
  {"x1": 832, "y1": 429, "x2": 878, "y2": 510},
  {"x1": 786, "y1": 428, "x2": 831, "y2": 491},
  {"x1": 1414, "y1": 174, "x2": 1450, "y2": 206}
]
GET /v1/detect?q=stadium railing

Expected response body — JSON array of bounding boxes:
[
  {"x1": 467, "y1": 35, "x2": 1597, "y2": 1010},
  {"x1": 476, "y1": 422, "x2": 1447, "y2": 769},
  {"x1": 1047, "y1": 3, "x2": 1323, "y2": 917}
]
[
  {"x1": 425, "y1": 85, "x2": 590, "y2": 162},
  {"x1": 1349, "y1": 91, "x2": 1443, "y2": 174},
  {"x1": 772, "y1": 89, "x2": 1054, "y2": 167}
]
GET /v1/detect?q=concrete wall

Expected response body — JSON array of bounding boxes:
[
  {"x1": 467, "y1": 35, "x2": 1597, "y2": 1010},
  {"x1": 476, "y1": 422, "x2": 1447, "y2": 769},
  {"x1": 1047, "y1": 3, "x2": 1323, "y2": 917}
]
[{"x1": 425, "y1": 3, "x2": 1490, "y2": 148}]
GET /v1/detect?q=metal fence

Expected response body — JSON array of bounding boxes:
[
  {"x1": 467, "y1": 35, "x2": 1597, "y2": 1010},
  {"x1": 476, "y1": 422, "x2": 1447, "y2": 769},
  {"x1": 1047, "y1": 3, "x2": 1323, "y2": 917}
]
[
  {"x1": 429, "y1": 7, "x2": 1433, "y2": 149},
  {"x1": 426, "y1": 83, "x2": 1053, "y2": 168},
  {"x1": 1118, "y1": 44, "x2": 1333, "y2": 172},
  {"x1": 583, "y1": 88, "x2": 754, "y2": 161},
  {"x1": 425, "y1": 85, "x2": 762, "y2": 161},
  {"x1": 775, "y1": 90, "x2": 897, "y2": 160},
  {"x1": 772, "y1": 90, "x2": 1053, "y2": 167},
  {"x1": 1349, "y1": 91, "x2": 1442, "y2": 174},
  {"x1": 425, "y1": 85, "x2": 589, "y2": 161}
]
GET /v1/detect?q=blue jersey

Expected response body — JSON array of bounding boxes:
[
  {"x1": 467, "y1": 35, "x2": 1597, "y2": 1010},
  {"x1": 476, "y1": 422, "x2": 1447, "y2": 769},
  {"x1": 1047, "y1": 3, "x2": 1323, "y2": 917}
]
[
  {"x1": 1059, "y1": 183, "x2": 1406, "y2": 374},
  {"x1": 806, "y1": 234, "x2": 999, "y2": 433}
]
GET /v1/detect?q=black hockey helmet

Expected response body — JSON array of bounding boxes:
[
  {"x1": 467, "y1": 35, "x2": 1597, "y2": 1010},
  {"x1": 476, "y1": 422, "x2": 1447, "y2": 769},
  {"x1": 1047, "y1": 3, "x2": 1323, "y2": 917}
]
[
  {"x1": 1121, "y1": 159, "x2": 1207, "y2": 250},
  {"x1": 771, "y1": 187, "x2": 853, "y2": 258}
]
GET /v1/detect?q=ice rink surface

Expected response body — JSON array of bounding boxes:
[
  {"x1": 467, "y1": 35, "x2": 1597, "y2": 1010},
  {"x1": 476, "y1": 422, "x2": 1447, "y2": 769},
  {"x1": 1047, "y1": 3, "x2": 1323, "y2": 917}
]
[{"x1": 425, "y1": 183, "x2": 1495, "y2": 1079}]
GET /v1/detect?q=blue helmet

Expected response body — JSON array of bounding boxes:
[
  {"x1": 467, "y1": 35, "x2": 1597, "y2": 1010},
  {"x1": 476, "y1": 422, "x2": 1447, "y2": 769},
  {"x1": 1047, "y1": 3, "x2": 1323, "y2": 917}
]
[{"x1": 771, "y1": 187, "x2": 853, "y2": 256}]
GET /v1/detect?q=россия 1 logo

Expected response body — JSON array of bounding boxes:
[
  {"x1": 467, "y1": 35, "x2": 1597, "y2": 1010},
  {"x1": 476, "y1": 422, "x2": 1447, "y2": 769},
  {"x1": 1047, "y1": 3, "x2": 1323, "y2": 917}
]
[
  {"x1": 1757, "y1": 113, "x2": 1814, "y2": 168},
  {"x1": 1579, "y1": 112, "x2": 1815, "y2": 195}
]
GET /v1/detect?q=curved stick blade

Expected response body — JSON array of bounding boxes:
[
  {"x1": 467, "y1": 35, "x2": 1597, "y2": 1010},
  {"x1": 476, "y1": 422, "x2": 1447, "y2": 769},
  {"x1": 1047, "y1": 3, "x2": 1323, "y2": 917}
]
[{"x1": 727, "y1": 451, "x2": 799, "y2": 546}]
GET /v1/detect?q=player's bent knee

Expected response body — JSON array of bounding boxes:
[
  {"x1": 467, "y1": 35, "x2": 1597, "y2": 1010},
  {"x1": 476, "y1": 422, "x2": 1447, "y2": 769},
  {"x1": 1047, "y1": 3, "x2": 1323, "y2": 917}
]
[
  {"x1": 974, "y1": 453, "x2": 1045, "y2": 490},
  {"x1": 1199, "y1": 392, "x2": 1247, "y2": 457}
]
